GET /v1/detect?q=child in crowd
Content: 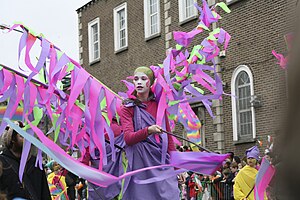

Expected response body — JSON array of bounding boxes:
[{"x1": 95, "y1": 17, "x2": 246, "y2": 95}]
[
  {"x1": 188, "y1": 173, "x2": 201, "y2": 200},
  {"x1": 222, "y1": 168, "x2": 234, "y2": 200},
  {"x1": 178, "y1": 172, "x2": 187, "y2": 200},
  {"x1": 230, "y1": 161, "x2": 239, "y2": 179}
]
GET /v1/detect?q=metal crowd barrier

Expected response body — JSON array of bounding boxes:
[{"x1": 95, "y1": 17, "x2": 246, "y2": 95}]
[{"x1": 194, "y1": 181, "x2": 234, "y2": 200}]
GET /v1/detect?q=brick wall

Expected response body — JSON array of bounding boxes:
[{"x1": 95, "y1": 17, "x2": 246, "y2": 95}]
[
  {"x1": 166, "y1": 0, "x2": 294, "y2": 156},
  {"x1": 79, "y1": 0, "x2": 166, "y2": 93},
  {"x1": 219, "y1": 0, "x2": 295, "y2": 157},
  {"x1": 78, "y1": 0, "x2": 296, "y2": 158}
]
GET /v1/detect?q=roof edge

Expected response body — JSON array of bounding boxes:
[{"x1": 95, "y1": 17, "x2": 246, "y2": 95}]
[{"x1": 76, "y1": 0, "x2": 97, "y2": 13}]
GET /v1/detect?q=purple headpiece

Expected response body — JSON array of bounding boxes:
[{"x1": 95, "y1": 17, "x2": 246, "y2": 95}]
[{"x1": 245, "y1": 146, "x2": 260, "y2": 160}]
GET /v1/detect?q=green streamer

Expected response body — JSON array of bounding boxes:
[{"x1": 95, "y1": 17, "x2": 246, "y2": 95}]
[{"x1": 215, "y1": 2, "x2": 231, "y2": 13}]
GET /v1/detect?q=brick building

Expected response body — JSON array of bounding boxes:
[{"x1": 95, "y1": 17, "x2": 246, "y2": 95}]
[{"x1": 76, "y1": 0, "x2": 295, "y2": 157}]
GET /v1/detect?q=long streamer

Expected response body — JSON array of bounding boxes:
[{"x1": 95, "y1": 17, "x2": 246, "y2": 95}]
[{"x1": 0, "y1": 0, "x2": 231, "y2": 184}]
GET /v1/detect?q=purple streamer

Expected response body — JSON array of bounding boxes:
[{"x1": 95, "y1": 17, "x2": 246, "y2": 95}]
[{"x1": 26, "y1": 38, "x2": 51, "y2": 84}]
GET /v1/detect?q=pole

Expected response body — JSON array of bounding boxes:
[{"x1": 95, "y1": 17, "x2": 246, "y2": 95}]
[
  {"x1": 105, "y1": 139, "x2": 124, "y2": 151},
  {"x1": 160, "y1": 129, "x2": 212, "y2": 152}
]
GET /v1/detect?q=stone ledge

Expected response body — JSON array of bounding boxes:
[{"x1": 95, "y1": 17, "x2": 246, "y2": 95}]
[
  {"x1": 89, "y1": 58, "x2": 100, "y2": 66},
  {"x1": 178, "y1": 16, "x2": 198, "y2": 26},
  {"x1": 233, "y1": 138, "x2": 256, "y2": 145},
  {"x1": 145, "y1": 33, "x2": 161, "y2": 42},
  {"x1": 114, "y1": 46, "x2": 128, "y2": 54}
]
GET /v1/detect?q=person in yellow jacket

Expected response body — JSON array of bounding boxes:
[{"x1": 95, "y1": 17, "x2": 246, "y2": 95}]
[
  {"x1": 46, "y1": 160, "x2": 69, "y2": 200},
  {"x1": 233, "y1": 146, "x2": 267, "y2": 200}
]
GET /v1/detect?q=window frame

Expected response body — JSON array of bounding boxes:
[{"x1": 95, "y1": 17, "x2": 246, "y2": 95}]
[
  {"x1": 231, "y1": 65, "x2": 256, "y2": 141},
  {"x1": 88, "y1": 17, "x2": 100, "y2": 64},
  {"x1": 178, "y1": 0, "x2": 198, "y2": 24},
  {"x1": 144, "y1": 0, "x2": 161, "y2": 39},
  {"x1": 113, "y1": 2, "x2": 128, "y2": 53}
]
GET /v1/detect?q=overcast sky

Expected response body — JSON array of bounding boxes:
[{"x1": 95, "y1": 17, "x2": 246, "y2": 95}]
[{"x1": 0, "y1": 0, "x2": 91, "y2": 68}]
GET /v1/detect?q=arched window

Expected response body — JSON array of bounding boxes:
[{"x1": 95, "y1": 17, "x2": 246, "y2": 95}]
[{"x1": 231, "y1": 65, "x2": 256, "y2": 141}]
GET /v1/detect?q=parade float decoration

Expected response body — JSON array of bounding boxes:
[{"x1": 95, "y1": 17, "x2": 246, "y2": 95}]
[{"x1": 0, "y1": 0, "x2": 231, "y2": 186}]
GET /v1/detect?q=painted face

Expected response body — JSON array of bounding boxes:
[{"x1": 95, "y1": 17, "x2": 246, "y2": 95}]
[{"x1": 133, "y1": 72, "x2": 151, "y2": 94}]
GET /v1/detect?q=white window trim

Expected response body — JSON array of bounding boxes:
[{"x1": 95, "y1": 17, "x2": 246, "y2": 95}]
[
  {"x1": 231, "y1": 65, "x2": 256, "y2": 141},
  {"x1": 178, "y1": 0, "x2": 198, "y2": 23},
  {"x1": 113, "y1": 3, "x2": 128, "y2": 52},
  {"x1": 88, "y1": 18, "x2": 100, "y2": 63},
  {"x1": 144, "y1": 0, "x2": 161, "y2": 39}
]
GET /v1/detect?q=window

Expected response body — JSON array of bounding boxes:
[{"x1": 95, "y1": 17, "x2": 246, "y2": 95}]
[
  {"x1": 178, "y1": 0, "x2": 198, "y2": 23},
  {"x1": 88, "y1": 18, "x2": 100, "y2": 63},
  {"x1": 114, "y1": 3, "x2": 128, "y2": 52},
  {"x1": 231, "y1": 65, "x2": 256, "y2": 141},
  {"x1": 144, "y1": 0, "x2": 161, "y2": 39}
]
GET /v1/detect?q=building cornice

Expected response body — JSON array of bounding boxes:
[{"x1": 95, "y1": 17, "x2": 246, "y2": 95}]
[{"x1": 76, "y1": 0, "x2": 99, "y2": 13}]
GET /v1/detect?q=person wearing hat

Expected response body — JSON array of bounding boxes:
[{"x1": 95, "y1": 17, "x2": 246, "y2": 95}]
[
  {"x1": 46, "y1": 160, "x2": 69, "y2": 200},
  {"x1": 0, "y1": 121, "x2": 51, "y2": 200},
  {"x1": 233, "y1": 146, "x2": 267, "y2": 200},
  {"x1": 121, "y1": 67, "x2": 179, "y2": 199}
]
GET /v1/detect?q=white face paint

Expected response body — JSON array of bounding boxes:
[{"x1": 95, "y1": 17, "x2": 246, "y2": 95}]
[{"x1": 133, "y1": 72, "x2": 151, "y2": 95}]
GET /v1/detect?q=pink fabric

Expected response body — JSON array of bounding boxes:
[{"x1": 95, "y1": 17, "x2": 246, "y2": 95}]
[
  {"x1": 121, "y1": 100, "x2": 175, "y2": 151},
  {"x1": 272, "y1": 50, "x2": 287, "y2": 69},
  {"x1": 6, "y1": 118, "x2": 228, "y2": 188},
  {"x1": 254, "y1": 158, "x2": 276, "y2": 200},
  {"x1": 82, "y1": 119, "x2": 122, "y2": 165}
]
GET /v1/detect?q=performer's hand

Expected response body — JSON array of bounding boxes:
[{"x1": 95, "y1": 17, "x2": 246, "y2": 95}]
[{"x1": 147, "y1": 125, "x2": 162, "y2": 135}]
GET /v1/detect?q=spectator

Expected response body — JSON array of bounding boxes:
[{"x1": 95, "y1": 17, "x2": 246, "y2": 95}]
[
  {"x1": 233, "y1": 156, "x2": 241, "y2": 164},
  {"x1": 183, "y1": 145, "x2": 190, "y2": 152},
  {"x1": 185, "y1": 171, "x2": 194, "y2": 199},
  {"x1": 223, "y1": 168, "x2": 234, "y2": 183},
  {"x1": 230, "y1": 161, "x2": 239, "y2": 178},
  {"x1": 46, "y1": 160, "x2": 69, "y2": 200},
  {"x1": 238, "y1": 162, "x2": 244, "y2": 170},
  {"x1": 234, "y1": 146, "x2": 267, "y2": 200},
  {"x1": 0, "y1": 161, "x2": 6, "y2": 200},
  {"x1": 76, "y1": 178, "x2": 87, "y2": 200},
  {"x1": 188, "y1": 173, "x2": 201, "y2": 200},
  {"x1": 223, "y1": 160, "x2": 231, "y2": 169},
  {"x1": 0, "y1": 121, "x2": 51, "y2": 200},
  {"x1": 177, "y1": 172, "x2": 187, "y2": 200},
  {"x1": 264, "y1": 152, "x2": 273, "y2": 164},
  {"x1": 194, "y1": 173, "x2": 203, "y2": 199},
  {"x1": 222, "y1": 168, "x2": 234, "y2": 200},
  {"x1": 64, "y1": 170, "x2": 78, "y2": 200},
  {"x1": 227, "y1": 151, "x2": 234, "y2": 162},
  {"x1": 196, "y1": 174, "x2": 205, "y2": 200},
  {"x1": 210, "y1": 170, "x2": 224, "y2": 200}
]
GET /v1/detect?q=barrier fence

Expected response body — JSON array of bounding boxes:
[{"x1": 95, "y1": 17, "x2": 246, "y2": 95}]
[{"x1": 183, "y1": 181, "x2": 234, "y2": 200}]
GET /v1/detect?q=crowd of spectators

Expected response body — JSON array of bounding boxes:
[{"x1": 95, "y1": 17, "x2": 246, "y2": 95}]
[{"x1": 176, "y1": 146, "x2": 273, "y2": 200}]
